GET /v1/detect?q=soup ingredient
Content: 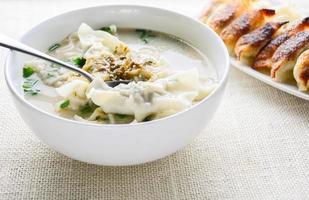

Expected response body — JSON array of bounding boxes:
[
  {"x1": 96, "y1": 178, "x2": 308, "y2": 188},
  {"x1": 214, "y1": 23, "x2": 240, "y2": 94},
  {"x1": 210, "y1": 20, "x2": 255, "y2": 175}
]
[
  {"x1": 60, "y1": 99, "x2": 70, "y2": 109},
  {"x1": 78, "y1": 102, "x2": 98, "y2": 116},
  {"x1": 83, "y1": 53, "x2": 157, "y2": 81},
  {"x1": 77, "y1": 24, "x2": 161, "y2": 82},
  {"x1": 136, "y1": 29, "x2": 156, "y2": 44},
  {"x1": 85, "y1": 69, "x2": 216, "y2": 122},
  {"x1": 25, "y1": 59, "x2": 70, "y2": 87},
  {"x1": 56, "y1": 79, "x2": 89, "y2": 111},
  {"x1": 72, "y1": 57, "x2": 86, "y2": 68},
  {"x1": 23, "y1": 66, "x2": 35, "y2": 78},
  {"x1": 48, "y1": 43, "x2": 61, "y2": 52},
  {"x1": 23, "y1": 78, "x2": 40, "y2": 95},
  {"x1": 24, "y1": 23, "x2": 217, "y2": 124},
  {"x1": 78, "y1": 23, "x2": 128, "y2": 54},
  {"x1": 100, "y1": 25, "x2": 117, "y2": 35}
]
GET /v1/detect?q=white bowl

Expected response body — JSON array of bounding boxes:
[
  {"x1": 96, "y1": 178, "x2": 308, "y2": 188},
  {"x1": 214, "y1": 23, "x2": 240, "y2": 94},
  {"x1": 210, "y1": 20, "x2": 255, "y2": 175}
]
[{"x1": 4, "y1": 5, "x2": 229, "y2": 166}]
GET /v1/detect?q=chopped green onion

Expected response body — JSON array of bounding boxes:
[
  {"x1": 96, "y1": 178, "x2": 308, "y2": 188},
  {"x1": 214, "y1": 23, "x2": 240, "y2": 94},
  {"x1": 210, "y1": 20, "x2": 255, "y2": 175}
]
[
  {"x1": 24, "y1": 89, "x2": 40, "y2": 95},
  {"x1": 113, "y1": 114, "x2": 134, "y2": 124},
  {"x1": 60, "y1": 99, "x2": 70, "y2": 109},
  {"x1": 72, "y1": 57, "x2": 86, "y2": 68},
  {"x1": 100, "y1": 27, "x2": 113, "y2": 34},
  {"x1": 79, "y1": 102, "x2": 97, "y2": 116},
  {"x1": 48, "y1": 43, "x2": 60, "y2": 52},
  {"x1": 114, "y1": 114, "x2": 129, "y2": 119},
  {"x1": 100, "y1": 25, "x2": 117, "y2": 35},
  {"x1": 135, "y1": 29, "x2": 156, "y2": 44},
  {"x1": 23, "y1": 66, "x2": 35, "y2": 78},
  {"x1": 23, "y1": 79, "x2": 40, "y2": 95}
]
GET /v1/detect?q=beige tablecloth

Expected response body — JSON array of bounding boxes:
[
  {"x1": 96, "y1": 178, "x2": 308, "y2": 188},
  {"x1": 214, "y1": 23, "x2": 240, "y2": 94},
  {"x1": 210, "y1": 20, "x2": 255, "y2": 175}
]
[{"x1": 0, "y1": 0, "x2": 309, "y2": 199}]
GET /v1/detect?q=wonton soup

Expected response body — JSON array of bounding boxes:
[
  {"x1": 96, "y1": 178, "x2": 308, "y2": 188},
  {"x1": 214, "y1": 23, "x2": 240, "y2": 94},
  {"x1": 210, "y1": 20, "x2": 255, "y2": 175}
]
[{"x1": 22, "y1": 23, "x2": 217, "y2": 124}]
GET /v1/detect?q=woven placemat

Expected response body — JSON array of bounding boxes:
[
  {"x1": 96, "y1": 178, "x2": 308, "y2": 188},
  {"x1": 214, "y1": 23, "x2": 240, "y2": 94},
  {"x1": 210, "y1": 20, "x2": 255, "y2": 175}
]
[{"x1": 0, "y1": 0, "x2": 309, "y2": 199}]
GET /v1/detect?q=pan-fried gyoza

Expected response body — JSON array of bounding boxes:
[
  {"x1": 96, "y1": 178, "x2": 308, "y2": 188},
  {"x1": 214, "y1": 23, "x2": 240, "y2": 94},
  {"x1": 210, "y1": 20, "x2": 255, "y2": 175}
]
[
  {"x1": 254, "y1": 17, "x2": 309, "y2": 69},
  {"x1": 235, "y1": 21, "x2": 287, "y2": 65},
  {"x1": 200, "y1": 0, "x2": 309, "y2": 92},
  {"x1": 271, "y1": 31, "x2": 309, "y2": 82},
  {"x1": 294, "y1": 49, "x2": 309, "y2": 91},
  {"x1": 201, "y1": 0, "x2": 253, "y2": 34},
  {"x1": 220, "y1": 8, "x2": 275, "y2": 55}
]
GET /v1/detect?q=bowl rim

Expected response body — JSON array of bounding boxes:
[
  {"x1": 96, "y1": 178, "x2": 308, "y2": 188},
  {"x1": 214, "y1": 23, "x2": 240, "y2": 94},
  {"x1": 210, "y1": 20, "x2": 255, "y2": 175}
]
[{"x1": 4, "y1": 4, "x2": 230, "y2": 128}]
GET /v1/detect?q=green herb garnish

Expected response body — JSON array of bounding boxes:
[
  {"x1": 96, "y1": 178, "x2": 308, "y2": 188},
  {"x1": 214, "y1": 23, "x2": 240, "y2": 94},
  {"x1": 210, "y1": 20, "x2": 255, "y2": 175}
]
[
  {"x1": 135, "y1": 29, "x2": 156, "y2": 44},
  {"x1": 100, "y1": 27, "x2": 113, "y2": 34},
  {"x1": 114, "y1": 114, "x2": 129, "y2": 119},
  {"x1": 113, "y1": 114, "x2": 134, "y2": 124},
  {"x1": 23, "y1": 78, "x2": 40, "y2": 95},
  {"x1": 23, "y1": 66, "x2": 35, "y2": 78},
  {"x1": 60, "y1": 99, "x2": 70, "y2": 109},
  {"x1": 48, "y1": 43, "x2": 60, "y2": 52},
  {"x1": 100, "y1": 25, "x2": 116, "y2": 35},
  {"x1": 79, "y1": 102, "x2": 97, "y2": 116},
  {"x1": 142, "y1": 115, "x2": 153, "y2": 122},
  {"x1": 72, "y1": 57, "x2": 86, "y2": 68}
]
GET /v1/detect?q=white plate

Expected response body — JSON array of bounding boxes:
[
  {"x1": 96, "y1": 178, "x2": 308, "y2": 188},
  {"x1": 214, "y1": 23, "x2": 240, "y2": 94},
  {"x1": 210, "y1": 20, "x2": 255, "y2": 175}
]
[
  {"x1": 197, "y1": 0, "x2": 309, "y2": 101},
  {"x1": 230, "y1": 58, "x2": 309, "y2": 101}
]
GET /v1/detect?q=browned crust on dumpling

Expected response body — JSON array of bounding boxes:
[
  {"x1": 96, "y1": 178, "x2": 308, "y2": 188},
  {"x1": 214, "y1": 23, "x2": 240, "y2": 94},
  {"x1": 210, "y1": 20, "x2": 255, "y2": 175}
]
[
  {"x1": 289, "y1": 17, "x2": 309, "y2": 34},
  {"x1": 253, "y1": 17, "x2": 309, "y2": 69},
  {"x1": 235, "y1": 21, "x2": 287, "y2": 65},
  {"x1": 271, "y1": 31, "x2": 309, "y2": 78},
  {"x1": 208, "y1": 4, "x2": 241, "y2": 33},
  {"x1": 200, "y1": 0, "x2": 232, "y2": 21},
  {"x1": 235, "y1": 22, "x2": 287, "y2": 54},
  {"x1": 253, "y1": 33, "x2": 290, "y2": 69},
  {"x1": 272, "y1": 31, "x2": 309, "y2": 63},
  {"x1": 207, "y1": 3, "x2": 250, "y2": 34},
  {"x1": 220, "y1": 9, "x2": 275, "y2": 55}
]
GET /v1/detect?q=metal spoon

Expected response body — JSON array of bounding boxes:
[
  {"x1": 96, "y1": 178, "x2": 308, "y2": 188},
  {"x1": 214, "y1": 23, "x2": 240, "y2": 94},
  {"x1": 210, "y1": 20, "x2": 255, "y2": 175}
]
[{"x1": 0, "y1": 34, "x2": 130, "y2": 87}]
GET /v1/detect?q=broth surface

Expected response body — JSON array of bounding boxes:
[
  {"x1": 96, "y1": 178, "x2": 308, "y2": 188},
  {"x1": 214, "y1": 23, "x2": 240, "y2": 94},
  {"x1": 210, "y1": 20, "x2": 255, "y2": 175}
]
[{"x1": 24, "y1": 27, "x2": 217, "y2": 122}]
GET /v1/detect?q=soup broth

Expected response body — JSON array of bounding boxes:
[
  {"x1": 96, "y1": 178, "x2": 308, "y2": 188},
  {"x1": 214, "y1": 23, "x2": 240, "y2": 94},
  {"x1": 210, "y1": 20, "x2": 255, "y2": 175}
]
[{"x1": 23, "y1": 24, "x2": 217, "y2": 124}]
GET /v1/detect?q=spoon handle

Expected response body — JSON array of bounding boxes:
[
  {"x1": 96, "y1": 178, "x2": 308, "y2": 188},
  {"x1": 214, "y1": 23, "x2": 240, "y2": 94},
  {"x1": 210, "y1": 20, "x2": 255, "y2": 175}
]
[{"x1": 0, "y1": 33, "x2": 93, "y2": 81}]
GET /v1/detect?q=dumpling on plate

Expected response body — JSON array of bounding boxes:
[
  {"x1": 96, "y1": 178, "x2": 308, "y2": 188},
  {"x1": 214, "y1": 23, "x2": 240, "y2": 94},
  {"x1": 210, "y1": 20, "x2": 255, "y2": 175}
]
[
  {"x1": 200, "y1": 0, "x2": 234, "y2": 21},
  {"x1": 293, "y1": 49, "x2": 309, "y2": 91},
  {"x1": 271, "y1": 30, "x2": 309, "y2": 82},
  {"x1": 253, "y1": 17, "x2": 309, "y2": 69},
  {"x1": 220, "y1": 9, "x2": 275, "y2": 55},
  {"x1": 234, "y1": 21, "x2": 287, "y2": 66},
  {"x1": 204, "y1": 0, "x2": 253, "y2": 34}
]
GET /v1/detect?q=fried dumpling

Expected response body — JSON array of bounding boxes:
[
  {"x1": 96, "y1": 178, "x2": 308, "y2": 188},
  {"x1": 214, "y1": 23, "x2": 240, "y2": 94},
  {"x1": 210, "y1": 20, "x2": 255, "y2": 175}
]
[
  {"x1": 253, "y1": 17, "x2": 309, "y2": 69},
  {"x1": 200, "y1": 0, "x2": 229, "y2": 22},
  {"x1": 205, "y1": 0, "x2": 253, "y2": 34},
  {"x1": 220, "y1": 9, "x2": 275, "y2": 55},
  {"x1": 293, "y1": 50, "x2": 309, "y2": 91},
  {"x1": 271, "y1": 31, "x2": 309, "y2": 82},
  {"x1": 235, "y1": 21, "x2": 287, "y2": 65},
  {"x1": 200, "y1": 0, "x2": 238, "y2": 20}
]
